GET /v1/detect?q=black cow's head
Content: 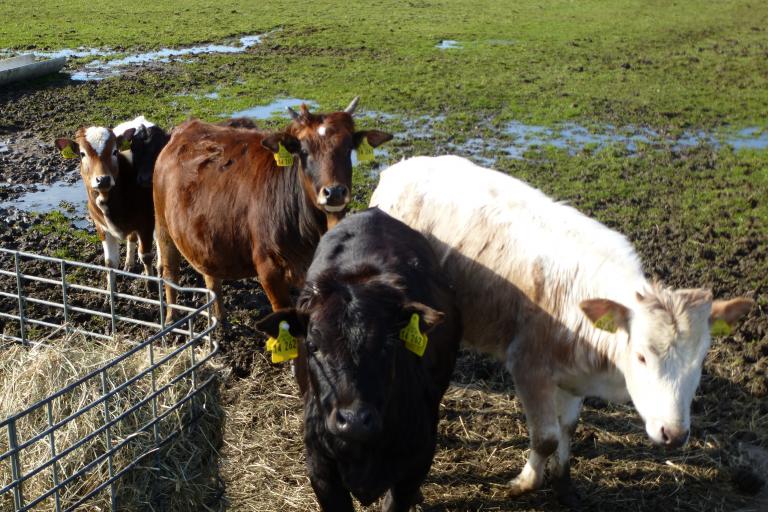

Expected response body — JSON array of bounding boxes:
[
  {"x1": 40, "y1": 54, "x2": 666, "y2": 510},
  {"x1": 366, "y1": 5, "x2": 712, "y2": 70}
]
[
  {"x1": 129, "y1": 124, "x2": 170, "y2": 188},
  {"x1": 257, "y1": 267, "x2": 444, "y2": 444},
  {"x1": 260, "y1": 97, "x2": 393, "y2": 228}
]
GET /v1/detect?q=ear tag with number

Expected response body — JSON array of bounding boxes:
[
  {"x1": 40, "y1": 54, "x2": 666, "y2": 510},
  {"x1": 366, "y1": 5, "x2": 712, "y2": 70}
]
[
  {"x1": 273, "y1": 142, "x2": 294, "y2": 167},
  {"x1": 356, "y1": 137, "x2": 375, "y2": 163},
  {"x1": 60, "y1": 145, "x2": 78, "y2": 159},
  {"x1": 594, "y1": 312, "x2": 618, "y2": 333},
  {"x1": 266, "y1": 321, "x2": 298, "y2": 363},
  {"x1": 119, "y1": 138, "x2": 132, "y2": 151},
  {"x1": 710, "y1": 318, "x2": 733, "y2": 337},
  {"x1": 400, "y1": 313, "x2": 428, "y2": 356}
]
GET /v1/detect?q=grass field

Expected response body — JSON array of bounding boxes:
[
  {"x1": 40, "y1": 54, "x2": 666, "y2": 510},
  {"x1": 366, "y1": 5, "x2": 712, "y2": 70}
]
[{"x1": 1, "y1": 1, "x2": 767, "y2": 510}]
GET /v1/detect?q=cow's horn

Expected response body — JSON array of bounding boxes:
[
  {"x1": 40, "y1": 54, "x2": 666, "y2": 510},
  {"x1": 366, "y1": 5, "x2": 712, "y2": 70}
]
[
  {"x1": 287, "y1": 106, "x2": 300, "y2": 120},
  {"x1": 344, "y1": 96, "x2": 360, "y2": 115}
]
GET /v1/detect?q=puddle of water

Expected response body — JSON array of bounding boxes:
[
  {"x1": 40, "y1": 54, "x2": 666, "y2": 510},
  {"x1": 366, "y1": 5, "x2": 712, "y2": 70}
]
[
  {"x1": 228, "y1": 98, "x2": 318, "y2": 120},
  {"x1": 31, "y1": 34, "x2": 266, "y2": 81},
  {"x1": 436, "y1": 40, "x2": 462, "y2": 50},
  {"x1": 0, "y1": 181, "x2": 89, "y2": 228}
]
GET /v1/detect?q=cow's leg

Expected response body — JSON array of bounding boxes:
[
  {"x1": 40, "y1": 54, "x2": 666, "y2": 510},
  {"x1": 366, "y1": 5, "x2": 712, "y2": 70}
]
[
  {"x1": 507, "y1": 355, "x2": 560, "y2": 496},
  {"x1": 155, "y1": 226, "x2": 181, "y2": 322},
  {"x1": 124, "y1": 233, "x2": 137, "y2": 272},
  {"x1": 382, "y1": 482, "x2": 424, "y2": 512},
  {"x1": 203, "y1": 274, "x2": 225, "y2": 323},
  {"x1": 307, "y1": 452, "x2": 354, "y2": 512},
  {"x1": 101, "y1": 231, "x2": 120, "y2": 301},
  {"x1": 137, "y1": 228, "x2": 154, "y2": 293},
  {"x1": 255, "y1": 256, "x2": 291, "y2": 311},
  {"x1": 550, "y1": 388, "x2": 583, "y2": 507}
]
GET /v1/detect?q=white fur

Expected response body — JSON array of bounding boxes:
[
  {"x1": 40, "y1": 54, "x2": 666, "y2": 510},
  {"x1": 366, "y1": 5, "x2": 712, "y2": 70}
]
[
  {"x1": 318, "y1": 125, "x2": 327, "y2": 137},
  {"x1": 371, "y1": 155, "x2": 710, "y2": 448},
  {"x1": 112, "y1": 115, "x2": 155, "y2": 137},
  {"x1": 85, "y1": 126, "x2": 112, "y2": 156},
  {"x1": 101, "y1": 233, "x2": 120, "y2": 269}
]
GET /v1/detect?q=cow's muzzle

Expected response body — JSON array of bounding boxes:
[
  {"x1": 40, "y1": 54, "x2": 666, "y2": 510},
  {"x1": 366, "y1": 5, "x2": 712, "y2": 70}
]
[
  {"x1": 319, "y1": 185, "x2": 349, "y2": 211},
  {"x1": 327, "y1": 403, "x2": 382, "y2": 442},
  {"x1": 90, "y1": 175, "x2": 114, "y2": 190}
]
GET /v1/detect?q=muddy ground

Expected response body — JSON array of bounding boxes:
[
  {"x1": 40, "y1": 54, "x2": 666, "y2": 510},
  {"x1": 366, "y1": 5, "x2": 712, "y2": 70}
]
[{"x1": 1, "y1": 73, "x2": 767, "y2": 511}]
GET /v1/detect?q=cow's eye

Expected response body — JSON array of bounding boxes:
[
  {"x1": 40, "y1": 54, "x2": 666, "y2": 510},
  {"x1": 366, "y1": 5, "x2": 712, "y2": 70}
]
[
  {"x1": 80, "y1": 151, "x2": 86, "y2": 158},
  {"x1": 305, "y1": 340, "x2": 318, "y2": 354},
  {"x1": 637, "y1": 353, "x2": 646, "y2": 365},
  {"x1": 112, "y1": 149, "x2": 118, "y2": 156}
]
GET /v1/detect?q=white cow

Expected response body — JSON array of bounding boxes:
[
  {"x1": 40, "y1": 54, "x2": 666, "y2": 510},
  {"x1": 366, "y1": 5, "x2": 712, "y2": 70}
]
[{"x1": 370, "y1": 155, "x2": 753, "y2": 502}]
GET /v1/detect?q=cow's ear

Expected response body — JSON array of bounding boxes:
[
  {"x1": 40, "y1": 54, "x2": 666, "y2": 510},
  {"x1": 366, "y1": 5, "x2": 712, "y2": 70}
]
[
  {"x1": 116, "y1": 128, "x2": 135, "y2": 151},
  {"x1": 255, "y1": 308, "x2": 308, "y2": 338},
  {"x1": 354, "y1": 130, "x2": 393, "y2": 149},
  {"x1": 709, "y1": 297, "x2": 754, "y2": 336},
  {"x1": 404, "y1": 301, "x2": 444, "y2": 334},
  {"x1": 580, "y1": 298, "x2": 630, "y2": 333},
  {"x1": 55, "y1": 138, "x2": 79, "y2": 159},
  {"x1": 261, "y1": 133, "x2": 300, "y2": 154}
]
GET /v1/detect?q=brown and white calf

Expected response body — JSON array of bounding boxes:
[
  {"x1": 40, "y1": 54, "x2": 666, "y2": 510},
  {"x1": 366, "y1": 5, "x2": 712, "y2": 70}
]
[
  {"x1": 370, "y1": 155, "x2": 754, "y2": 502},
  {"x1": 55, "y1": 126, "x2": 154, "y2": 281},
  {"x1": 153, "y1": 98, "x2": 392, "y2": 320}
]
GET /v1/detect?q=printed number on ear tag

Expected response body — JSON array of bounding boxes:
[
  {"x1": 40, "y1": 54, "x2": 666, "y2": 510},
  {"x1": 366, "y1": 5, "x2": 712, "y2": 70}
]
[
  {"x1": 60, "y1": 146, "x2": 78, "y2": 159},
  {"x1": 273, "y1": 142, "x2": 294, "y2": 167},
  {"x1": 400, "y1": 313, "x2": 428, "y2": 356},
  {"x1": 266, "y1": 321, "x2": 298, "y2": 363},
  {"x1": 356, "y1": 138, "x2": 375, "y2": 163},
  {"x1": 710, "y1": 318, "x2": 733, "y2": 337}
]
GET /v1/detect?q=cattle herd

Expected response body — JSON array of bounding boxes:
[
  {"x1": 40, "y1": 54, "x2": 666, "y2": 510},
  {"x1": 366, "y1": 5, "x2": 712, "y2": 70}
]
[{"x1": 54, "y1": 98, "x2": 754, "y2": 511}]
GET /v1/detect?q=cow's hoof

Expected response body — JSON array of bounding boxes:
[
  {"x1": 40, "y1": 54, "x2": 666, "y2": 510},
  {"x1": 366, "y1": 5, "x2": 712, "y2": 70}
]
[{"x1": 507, "y1": 473, "x2": 537, "y2": 497}]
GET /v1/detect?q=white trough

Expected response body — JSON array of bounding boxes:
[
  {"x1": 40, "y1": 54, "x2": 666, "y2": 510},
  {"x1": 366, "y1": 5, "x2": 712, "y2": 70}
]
[{"x1": 0, "y1": 55, "x2": 66, "y2": 86}]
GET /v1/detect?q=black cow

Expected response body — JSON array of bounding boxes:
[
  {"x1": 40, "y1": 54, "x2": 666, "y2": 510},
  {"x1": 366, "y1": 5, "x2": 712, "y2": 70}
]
[
  {"x1": 257, "y1": 207, "x2": 461, "y2": 512},
  {"x1": 129, "y1": 124, "x2": 169, "y2": 188}
]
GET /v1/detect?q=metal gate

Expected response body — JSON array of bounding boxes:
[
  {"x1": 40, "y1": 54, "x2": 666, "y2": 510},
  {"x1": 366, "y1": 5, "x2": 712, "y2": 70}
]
[{"x1": 0, "y1": 248, "x2": 219, "y2": 511}]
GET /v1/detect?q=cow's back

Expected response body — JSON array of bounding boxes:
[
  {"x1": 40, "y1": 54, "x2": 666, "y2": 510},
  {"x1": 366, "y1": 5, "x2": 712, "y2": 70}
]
[
  {"x1": 370, "y1": 156, "x2": 645, "y2": 358},
  {"x1": 154, "y1": 120, "x2": 290, "y2": 279}
]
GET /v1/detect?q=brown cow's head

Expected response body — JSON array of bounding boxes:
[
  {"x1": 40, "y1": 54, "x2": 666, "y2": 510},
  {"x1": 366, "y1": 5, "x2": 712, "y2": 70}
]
[
  {"x1": 260, "y1": 97, "x2": 392, "y2": 227},
  {"x1": 55, "y1": 126, "x2": 135, "y2": 210}
]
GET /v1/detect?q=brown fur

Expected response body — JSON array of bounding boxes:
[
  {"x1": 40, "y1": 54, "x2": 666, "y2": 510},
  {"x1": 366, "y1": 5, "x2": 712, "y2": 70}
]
[{"x1": 153, "y1": 109, "x2": 363, "y2": 320}]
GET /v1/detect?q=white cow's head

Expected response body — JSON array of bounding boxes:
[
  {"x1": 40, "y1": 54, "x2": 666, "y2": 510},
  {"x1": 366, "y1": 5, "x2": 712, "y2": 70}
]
[{"x1": 581, "y1": 286, "x2": 753, "y2": 448}]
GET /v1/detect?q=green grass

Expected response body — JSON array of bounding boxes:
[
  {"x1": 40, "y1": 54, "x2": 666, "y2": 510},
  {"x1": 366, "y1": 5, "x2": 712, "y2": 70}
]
[{"x1": 2, "y1": 0, "x2": 768, "y2": 128}]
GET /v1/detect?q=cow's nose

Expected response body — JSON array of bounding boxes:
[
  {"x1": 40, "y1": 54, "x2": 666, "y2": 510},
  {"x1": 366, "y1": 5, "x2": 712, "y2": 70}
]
[
  {"x1": 94, "y1": 175, "x2": 112, "y2": 189},
  {"x1": 333, "y1": 405, "x2": 380, "y2": 440},
  {"x1": 660, "y1": 426, "x2": 689, "y2": 449},
  {"x1": 322, "y1": 185, "x2": 349, "y2": 206}
]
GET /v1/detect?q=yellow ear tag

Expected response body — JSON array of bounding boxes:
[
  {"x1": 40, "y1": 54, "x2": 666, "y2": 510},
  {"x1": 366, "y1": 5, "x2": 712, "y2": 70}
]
[
  {"x1": 60, "y1": 145, "x2": 78, "y2": 159},
  {"x1": 119, "y1": 138, "x2": 132, "y2": 151},
  {"x1": 266, "y1": 321, "x2": 298, "y2": 363},
  {"x1": 594, "y1": 312, "x2": 618, "y2": 333},
  {"x1": 400, "y1": 313, "x2": 428, "y2": 356},
  {"x1": 273, "y1": 142, "x2": 294, "y2": 167},
  {"x1": 356, "y1": 137, "x2": 375, "y2": 163},
  {"x1": 710, "y1": 318, "x2": 733, "y2": 337}
]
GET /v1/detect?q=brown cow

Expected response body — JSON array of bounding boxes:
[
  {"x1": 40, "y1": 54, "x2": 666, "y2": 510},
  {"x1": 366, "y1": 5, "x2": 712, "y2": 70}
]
[
  {"x1": 153, "y1": 98, "x2": 392, "y2": 320},
  {"x1": 55, "y1": 127, "x2": 155, "y2": 288}
]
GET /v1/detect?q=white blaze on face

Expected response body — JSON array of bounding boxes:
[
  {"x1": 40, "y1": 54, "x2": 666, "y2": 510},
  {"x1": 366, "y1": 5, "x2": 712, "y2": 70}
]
[
  {"x1": 83, "y1": 126, "x2": 117, "y2": 191},
  {"x1": 318, "y1": 125, "x2": 327, "y2": 137},
  {"x1": 623, "y1": 292, "x2": 712, "y2": 446},
  {"x1": 85, "y1": 126, "x2": 112, "y2": 156}
]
